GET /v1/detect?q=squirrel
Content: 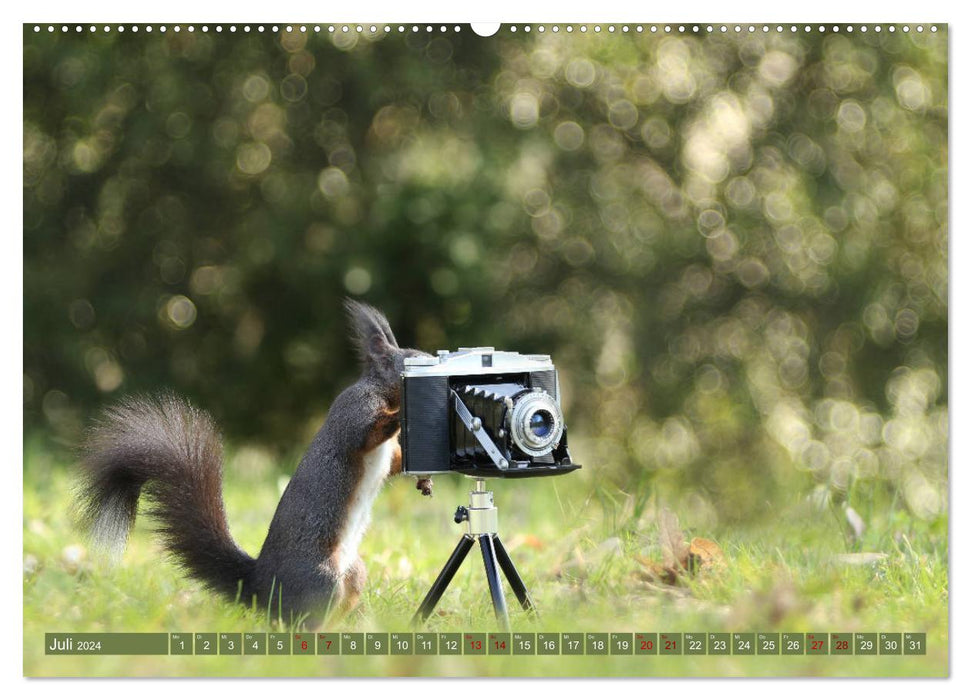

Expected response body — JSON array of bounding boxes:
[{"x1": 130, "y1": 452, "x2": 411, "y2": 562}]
[{"x1": 76, "y1": 300, "x2": 433, "y2": 626}]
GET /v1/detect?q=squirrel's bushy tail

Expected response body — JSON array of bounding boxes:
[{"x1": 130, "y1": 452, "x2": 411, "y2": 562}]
[{"x1": 77, "y1": 394, "x2": 255, "y2": 599}]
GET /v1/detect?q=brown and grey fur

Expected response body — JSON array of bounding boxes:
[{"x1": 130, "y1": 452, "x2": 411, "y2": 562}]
[{"x1": 76, "y1": 300, "x2": 431, "y2": 625}]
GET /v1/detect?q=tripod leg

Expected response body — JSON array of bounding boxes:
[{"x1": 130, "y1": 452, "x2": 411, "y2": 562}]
[
  {"x1": 492, "y1": 535, "x2": 537, "y2": 614},
  {"x1": 411, "y1": 534, "x2": 475, "y2": 626},
  {"x1": 478, "y1": 534, "x2": 510, "y2": 631}
]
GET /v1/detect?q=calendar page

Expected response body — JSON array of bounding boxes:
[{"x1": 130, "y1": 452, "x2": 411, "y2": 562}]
[{"x1": 22, "y1": 20, "x2": 948, "y2": 678}]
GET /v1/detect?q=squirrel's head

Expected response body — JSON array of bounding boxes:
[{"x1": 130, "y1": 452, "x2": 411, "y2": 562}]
[{"x1": 344, "y1": 299, "x2": 431, "y2": 406}]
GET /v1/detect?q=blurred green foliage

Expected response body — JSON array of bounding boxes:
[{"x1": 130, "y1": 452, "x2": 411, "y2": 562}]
[{"x1": 23, "y1": 25, "x2": 947, "y2": 523}]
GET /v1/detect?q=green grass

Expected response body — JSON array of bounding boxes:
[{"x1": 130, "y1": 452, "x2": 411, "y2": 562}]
[{"x1": 23, "y1": 444, "x2": 948, "y2": 677}]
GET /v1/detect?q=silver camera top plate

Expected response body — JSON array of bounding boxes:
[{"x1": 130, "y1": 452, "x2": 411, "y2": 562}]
[{"x1": 401, "y1": 347, "x2": 554, "y2": 378}]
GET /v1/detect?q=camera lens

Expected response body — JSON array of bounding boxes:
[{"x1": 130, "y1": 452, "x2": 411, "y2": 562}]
[
  {"x1": 529, "y1": 410, "x2": 553, "y2": 438},
  {"x1": 509, "y1": 389, "x2": 563, "y2": 457}
]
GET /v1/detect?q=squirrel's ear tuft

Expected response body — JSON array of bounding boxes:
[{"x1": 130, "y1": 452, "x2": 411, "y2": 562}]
[{"x1": 344, "y1": 298, "x2": 399, "y2": 366}]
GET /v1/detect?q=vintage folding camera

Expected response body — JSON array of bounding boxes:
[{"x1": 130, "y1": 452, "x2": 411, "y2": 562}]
[{"x1": 400, "y1": 347, "x2": 580, "y2": 478}]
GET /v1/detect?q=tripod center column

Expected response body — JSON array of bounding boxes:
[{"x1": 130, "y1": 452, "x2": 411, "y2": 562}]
[{"x1": 467, "y1": 481, "x2": 498, "y2": 536}]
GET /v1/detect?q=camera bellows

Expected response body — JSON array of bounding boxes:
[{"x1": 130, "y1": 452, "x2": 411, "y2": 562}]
[{"x1": 457, "y1": 384, "x2": 563, "y2": 459}]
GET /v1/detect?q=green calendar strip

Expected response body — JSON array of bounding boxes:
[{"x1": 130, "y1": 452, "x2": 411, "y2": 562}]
[{"x1": 43, "y1": 632, "x2": 929, "y2": 655}]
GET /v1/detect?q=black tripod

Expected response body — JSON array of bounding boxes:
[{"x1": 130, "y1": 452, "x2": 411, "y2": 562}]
[{"x1": 411, "y1": 479, "x2": 536, "y2": 631}]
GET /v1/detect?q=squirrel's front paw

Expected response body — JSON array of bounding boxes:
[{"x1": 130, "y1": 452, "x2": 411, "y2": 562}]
[{"x1": 416, "y1": 478, "x2": 433, "y2": 497}]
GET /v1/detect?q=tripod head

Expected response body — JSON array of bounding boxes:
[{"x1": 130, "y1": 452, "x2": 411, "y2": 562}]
[{"x1": 452, "y1": 479, "x2": 498, "y2": 537}]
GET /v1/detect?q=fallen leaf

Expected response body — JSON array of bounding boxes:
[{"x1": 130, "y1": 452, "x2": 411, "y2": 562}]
[
  {"x1": 687, "y1": 537, "x2": 725, "y2": 573},
  {"x1": 634, "y1": 509, "x2": 726, "y2": 587}
]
